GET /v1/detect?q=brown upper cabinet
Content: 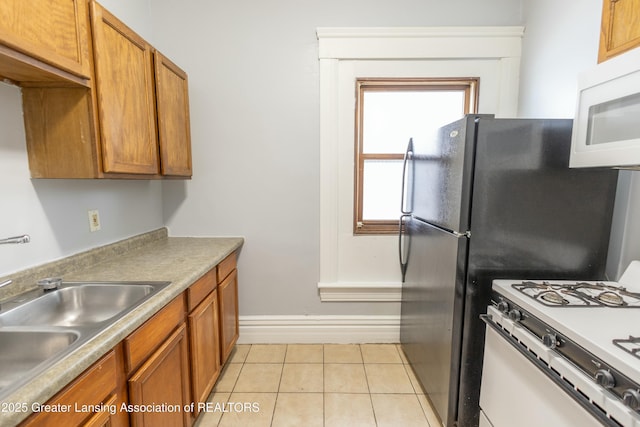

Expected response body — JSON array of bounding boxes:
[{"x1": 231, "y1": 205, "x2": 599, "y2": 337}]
[
  {"x1": 6, "y1": 0, "x2": 192, "y2": 179},
  {"x1": 90, "y1": 3, "x2": 160, "y2": 175},
  {"x1": 598, "y1": 0, "x2": 640, "y2": 62},
  {"x1": 0, "y1": 0, "x2": 92, "y2": 85},
  {"x1": 155, "y1": 52, "x2": 193, "y2": 177}
]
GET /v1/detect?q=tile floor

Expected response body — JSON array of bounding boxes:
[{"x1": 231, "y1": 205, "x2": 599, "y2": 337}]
[{"x1": 194, "y1": 344, "x2": 441, "y2": 427}]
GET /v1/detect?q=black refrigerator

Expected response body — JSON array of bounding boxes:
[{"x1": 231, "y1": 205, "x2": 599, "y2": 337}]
[{"x1": 399, "y1": 115, "x2": 618, "y2": 427}]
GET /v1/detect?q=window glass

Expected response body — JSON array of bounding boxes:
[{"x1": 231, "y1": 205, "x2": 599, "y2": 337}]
[
  {"x1": 354, "y1": 79, "x2": 477, "y2": 234},
  {"x1": 362, "y1": 159, "x2": 403, "y2": 220},
  {"x1": 362, "y1": 91, "x2": 466, "y2": 154}
]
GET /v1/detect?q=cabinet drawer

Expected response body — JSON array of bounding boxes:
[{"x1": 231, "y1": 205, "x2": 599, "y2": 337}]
[
  {"x1": 21, "y1": 350, "x2": 117, "y2": 427},
  {"x1": 217, "y1": 252, "x2": 237, "y2": 283},
  {"x1": 124, "y1": 295, "x2": 186, "y2": 375},
  {"x1": 186, "y1": 268, "x2": 217, "y2": 312}
]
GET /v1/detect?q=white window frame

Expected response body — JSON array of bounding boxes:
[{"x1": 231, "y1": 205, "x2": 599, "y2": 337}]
[{"x1": 317, "y1": 27, "x2": 524, "y2": 302}]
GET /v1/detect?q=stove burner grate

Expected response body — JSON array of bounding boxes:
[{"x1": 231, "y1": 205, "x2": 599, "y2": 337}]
[
  {"x1": 512, "y1": 281, "x2": 640, "y2": 307},
  {"x1": 613, "y1": 336, "x2": 640, "y2": 360}
]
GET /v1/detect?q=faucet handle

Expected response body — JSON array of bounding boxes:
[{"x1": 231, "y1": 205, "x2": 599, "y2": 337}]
[
  {"x1": 0, "y1": 279, "x2": 12, "y2": 289},
  {"x1": 37, "y1": 277, "x2": 62, "y2": 291},
  {"x1": 0, "y1": 235, "x2": 30, "y2": 245}
]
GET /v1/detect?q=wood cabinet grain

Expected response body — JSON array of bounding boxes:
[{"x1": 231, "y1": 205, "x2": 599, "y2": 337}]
[
  {"x1": 124, "y1": 295, "x2": 186, "y2": 375},
  {"x1": 90, "y1": 2, "x2": 159, "y2": 175},
  {"x1": 128, "y1": 324, "x2": 192, "y2": 427},
  {"x1": 188, "y1": 290, "x2": 221, "y2": 413},
  {"x1": 218, "y1": 264, "x2": 239, "y2": 365},
  {"x1": 599, "y1": 0, "x2": 640, "y2": 62},
  {"x1": 155, "y1": 52, "x2": 193, "y2": 177},
  {"x1": 0, "y1": 0, "x2": 91, "y2": 84}
]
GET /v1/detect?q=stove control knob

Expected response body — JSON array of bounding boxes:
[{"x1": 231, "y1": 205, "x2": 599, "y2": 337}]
[
  {"x1": 622, "y1": 389, "x2": 640, "y2": 410},
  {"x1": 595, "y1": 370, "x2": 615, "y2": 389},
  {"x1": 542, "y1": 333, "x2": 558, "y2": 349},
  {"x1": 508, "y1": 309, "x2": 522, "y2": 322},
  {"x1": 497, "y1": 301, "x2": 509, "y2": 313}
]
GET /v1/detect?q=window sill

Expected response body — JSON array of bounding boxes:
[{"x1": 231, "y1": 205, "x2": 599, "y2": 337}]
[{"x1": 317, "y1": 282, "x2": 402, "y2": 302}]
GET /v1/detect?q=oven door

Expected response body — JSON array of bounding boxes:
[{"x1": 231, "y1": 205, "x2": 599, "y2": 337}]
[{"x1": 480, "y1": 326, "x2": 602, "y2": 427}]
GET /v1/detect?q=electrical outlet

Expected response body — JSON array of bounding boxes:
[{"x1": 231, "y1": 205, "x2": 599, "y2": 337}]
[{"x1": 88, "y1": 209, "x2": 101, "y2": 232}]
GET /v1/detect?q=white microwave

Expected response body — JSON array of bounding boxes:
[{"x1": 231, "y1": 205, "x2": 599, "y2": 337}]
[{"x1": 570, "y1": 47, "x2": 640, "y2": 169}]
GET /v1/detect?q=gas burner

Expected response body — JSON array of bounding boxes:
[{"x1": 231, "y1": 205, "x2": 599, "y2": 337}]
[
  {"x1": 539, "y1": 290, "x2": 569, "y2": 305},
  {"x1": 511, "y1": 281, "x2": 640, "y2": 307},
  {"x1": 598, "y1": 291, "x2": 625, "y2": 306}
]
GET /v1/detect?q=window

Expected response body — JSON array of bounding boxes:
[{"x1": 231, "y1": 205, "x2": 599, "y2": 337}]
[
  {"x1": 354, "y1": 78, "x2": 478, "y2": 234},
  {"x1": 317, "y1": 26, "x2": 522, "y2": 299}
]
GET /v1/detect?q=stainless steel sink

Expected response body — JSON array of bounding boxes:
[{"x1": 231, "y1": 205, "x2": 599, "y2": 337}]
[
  {"x1": 0, "y1": 330, "x2": 79, "y2": 391},
  {"x1": 0, "y1": 280, "x2": 171, "y2": 399},
  {"x1": 0, "y1": 283, "x2": 162, "y2": 327}
]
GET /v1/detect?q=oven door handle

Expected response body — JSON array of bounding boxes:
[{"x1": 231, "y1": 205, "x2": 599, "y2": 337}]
[{"x1": 480, "y1": 314, "x2": 620, "y2": 427}]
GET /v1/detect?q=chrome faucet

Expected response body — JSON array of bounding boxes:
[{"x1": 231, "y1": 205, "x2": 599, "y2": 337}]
[
  {"x1": 0, "y1": 235, "x2": 30, "y2": 245},
  {"x1": 0, "y1": 279, "x2": 12, "y2": 289}
]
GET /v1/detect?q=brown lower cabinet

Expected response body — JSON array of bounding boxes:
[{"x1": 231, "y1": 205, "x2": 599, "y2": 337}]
[
  {"x1": 218, "y1": 269, "x2": 239, "y2": 365},
  {"x1": 18, "y1": 251, "x2": 239, "y2": 427},
  {"x1": 217, "y1": 252, "x2": 239, "y2": 365},
  {"x1": 188, "y1": 291, "x2": 221, "y2": 415}
]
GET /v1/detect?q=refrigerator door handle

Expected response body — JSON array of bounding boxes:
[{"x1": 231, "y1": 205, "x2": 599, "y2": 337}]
[
  {"x1": 399, "y1": 214, "x2": 411, "y2": 282},
  {"x1": 423, "y1": 219, "x2": 471, "y2": 239},
  {"x1": 400, "y1": 138, "x2": 414, "y2": 215}
]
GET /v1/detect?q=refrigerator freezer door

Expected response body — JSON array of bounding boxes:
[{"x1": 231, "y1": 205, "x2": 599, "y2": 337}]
[
  {"x1": 411, "y1": 117, "x2": 474, "y2": 233},
  {"x1": 400, "y1": 216, "x2": 466, "y2": 427}
]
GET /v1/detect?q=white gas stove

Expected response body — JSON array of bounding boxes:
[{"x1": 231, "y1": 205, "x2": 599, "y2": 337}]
[{"x1": 480, "y1": 262, "x2": 640, "y2": 427}]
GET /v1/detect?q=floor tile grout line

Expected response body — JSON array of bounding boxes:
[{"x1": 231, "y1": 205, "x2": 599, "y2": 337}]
[{"x1": 209, "y1": 343, "x2": 436, "y2": 427}]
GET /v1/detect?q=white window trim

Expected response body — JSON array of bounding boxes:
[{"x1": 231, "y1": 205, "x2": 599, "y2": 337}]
[{"x1": 317, "y1": 27, "x2": 524, "y2": 302}]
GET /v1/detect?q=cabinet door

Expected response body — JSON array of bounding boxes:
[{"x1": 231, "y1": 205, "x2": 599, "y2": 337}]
[
  {"x1": 218, "y1": 269, "x2": 239, "y2": 365},
  {"x1": 90, "y1": 2, "x2": 159, "y2": 175},
  {"x1": 0, "y1": 0, "x2": 91, "y2": 83},
  {"x1": 188, "y1": 291, "x2": 221, "y2": 411},
  {"x1": 82, "y1": 395, "x2": 118, "y2": 427},
  {"x1": 155, "y1": 51, "x2": 192, "y2": 177},
  {"x1": 598, "y1": 0, "x2": 640, "y2": 62},
  {"x1": 128, "y1": 324, "x2": 191, "y2": 427}
]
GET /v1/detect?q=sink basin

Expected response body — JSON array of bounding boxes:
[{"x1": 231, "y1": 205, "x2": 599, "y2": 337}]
[
  {"x1": 0, "y1": 281, "x2": 170, "y2": 400},
  {"x1": 0, "y1": 330, "x2": 79, "y2": 391},
  {"x1": 1, "y1": 284, "x2": 153, "y2": 326},
  {"x1": 0, "y1": 282, "x2": 168, "y2": 327}
]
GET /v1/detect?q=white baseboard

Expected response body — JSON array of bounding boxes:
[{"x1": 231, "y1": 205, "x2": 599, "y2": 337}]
[{"x1": 237, "y1": 315, "x2": 400, "y2": 344}]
